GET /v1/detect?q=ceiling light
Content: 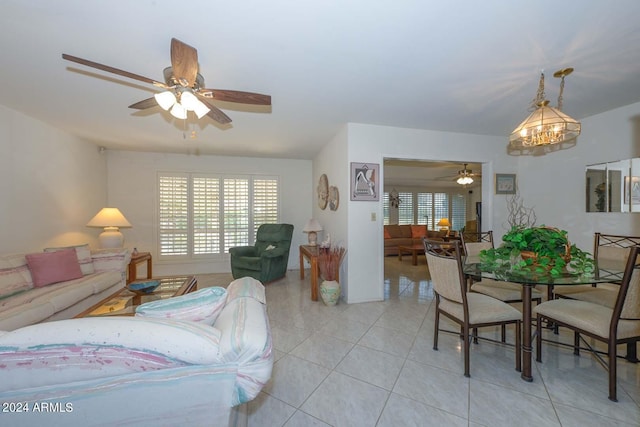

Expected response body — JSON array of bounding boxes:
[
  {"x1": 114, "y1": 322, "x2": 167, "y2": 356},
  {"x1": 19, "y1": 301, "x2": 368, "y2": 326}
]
[
  {"x1": 457, "y1": 176, "x2": 473, "y2": 185},
  {"x1": 170, "y1": 102, "x2": 187, "y2": 119},
  {"x1": 154, "y1": 91, "x2": 176, "y2": 110},
  {"x1": 179, "y1": 91, "x2": 199, "y2": 111},
  {"x1": 509, "y1": 68, "x2": 581, "y2": 151}
]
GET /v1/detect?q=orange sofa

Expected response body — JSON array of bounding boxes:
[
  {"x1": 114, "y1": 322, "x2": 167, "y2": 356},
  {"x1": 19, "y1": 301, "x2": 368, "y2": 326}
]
[{"x1": 383, "y1": 225, "x2": 446, "y2": 256}]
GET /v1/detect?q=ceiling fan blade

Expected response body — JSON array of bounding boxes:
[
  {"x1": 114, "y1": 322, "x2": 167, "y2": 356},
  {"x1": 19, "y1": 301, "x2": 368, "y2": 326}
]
[
  {"x1": 128, "y1": 98, "x2": 158, "y2": 110},
  {"x1": 62, "y1": 54, "x2": 167, "y2": 88},
  {"x1": 200, "y1": 89, "x2": 271, "y2": 105},
  {"x1": 196, "y1": 96, "x2": 232, "y2": 124},
  {"x1": 170, "y1": 38, "x2": 198, "y2": 88}
]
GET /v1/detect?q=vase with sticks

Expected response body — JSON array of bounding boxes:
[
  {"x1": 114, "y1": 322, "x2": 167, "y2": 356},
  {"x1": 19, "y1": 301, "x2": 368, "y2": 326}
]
[{"x1": 318, "y1": 246, "x2": 346, "y2": 305}]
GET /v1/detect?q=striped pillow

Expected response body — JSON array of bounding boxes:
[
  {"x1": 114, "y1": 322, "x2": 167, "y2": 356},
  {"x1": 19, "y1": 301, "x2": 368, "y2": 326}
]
[
  {"x1": 0, "y1": 254, "x2": 33, "y2": 300},
  {"x1": 44, "y1": 244, "x2": 95, "y2": 275}
]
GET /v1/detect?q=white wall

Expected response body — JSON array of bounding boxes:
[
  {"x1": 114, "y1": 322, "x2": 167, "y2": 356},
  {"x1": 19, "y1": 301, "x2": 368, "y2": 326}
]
[
  {"x1": 345, "y1": 123, "x2": 511, "y2": 303},
  {"x1": 0, "y1": 105, "x2": 107, "y2": 254},
  {"x1": 515, "y1": 101, "x2": 640, "y2": 251},
  {"x1": 311, "y1": 125, "x2": 350, "y2": 298},
  {"x1": 107, "y1": 150, "x2": 312, "y2": 276}
]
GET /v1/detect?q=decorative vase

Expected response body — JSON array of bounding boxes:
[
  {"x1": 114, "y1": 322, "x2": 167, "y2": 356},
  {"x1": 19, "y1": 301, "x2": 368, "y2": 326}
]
[{"x1": 320, "y1": 280, "x2": 340, "y2": 306}]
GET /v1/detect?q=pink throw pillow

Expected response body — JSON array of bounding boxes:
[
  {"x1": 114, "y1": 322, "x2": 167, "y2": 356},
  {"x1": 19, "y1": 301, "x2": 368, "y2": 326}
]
[{"x1": 26, "y1": 248, "x2": 83, "y2": 288}]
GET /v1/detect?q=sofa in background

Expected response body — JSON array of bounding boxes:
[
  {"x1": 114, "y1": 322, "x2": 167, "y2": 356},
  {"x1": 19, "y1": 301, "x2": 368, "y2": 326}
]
[
  {"x1": 0, "y1": 277, "x2": 272, "y2": 427},
  {"x1": 0, "y1": 245, "x2": 130, "y2": 331},
  {"x1": 384, "y1": 224, "x2": 446, "y2": 256}
]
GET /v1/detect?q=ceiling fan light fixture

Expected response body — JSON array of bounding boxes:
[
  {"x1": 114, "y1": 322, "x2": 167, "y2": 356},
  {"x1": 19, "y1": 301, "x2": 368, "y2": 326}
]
[
  {"x1": 192, "y1": 99, "x2": 210, "y2": 119},
  {"x1": 180, "y1": 91, "x2": 210, "y2": 118},
  {"x1": 457, "y1": 176, "x2": 473, "y2": 185},
  {"x1": 170, "y1": 102, "x2": 187, "y2": 119},
  {"x1": 154, "y1": 91, "x2": 176, "y2": 110}
]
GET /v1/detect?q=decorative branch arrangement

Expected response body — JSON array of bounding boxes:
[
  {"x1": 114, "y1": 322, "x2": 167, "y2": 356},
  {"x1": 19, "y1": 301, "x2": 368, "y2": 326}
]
[
  {"x1": 318, "y1": 246, "x2": 346, "y2": 281},
  {"x1": 505, "y1": 191, "x2": 537, "y2": 230}
]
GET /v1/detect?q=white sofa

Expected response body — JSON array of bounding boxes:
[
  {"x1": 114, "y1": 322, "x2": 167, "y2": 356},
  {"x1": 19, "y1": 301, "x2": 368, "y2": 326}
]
[
  {"x1": 0, "y1": 277, "x2": 273, "y2": 427},
  {"x1": 0, "y1": 245, "x2": 130, "y2": 331}
]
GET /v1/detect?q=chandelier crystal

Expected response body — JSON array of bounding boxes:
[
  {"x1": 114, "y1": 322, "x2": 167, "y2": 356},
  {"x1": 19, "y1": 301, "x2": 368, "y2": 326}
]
[{"x1": 509, "y1": 68, "x2": 581, "y2": 152}]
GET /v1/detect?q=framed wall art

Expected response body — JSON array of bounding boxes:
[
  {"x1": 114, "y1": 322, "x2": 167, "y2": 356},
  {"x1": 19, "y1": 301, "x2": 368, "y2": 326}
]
[
  {"x1": 350, "y1": 163, "x2": 379, "y2": 201},
  {"x1": 495, "y1": 173, "x2": 517, "y2": 195}
]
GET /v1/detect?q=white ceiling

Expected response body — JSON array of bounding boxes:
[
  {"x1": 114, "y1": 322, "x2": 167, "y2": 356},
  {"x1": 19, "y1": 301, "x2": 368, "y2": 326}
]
[{"x1": 2, "y1": 1, "x2": 640, "y2": 159}]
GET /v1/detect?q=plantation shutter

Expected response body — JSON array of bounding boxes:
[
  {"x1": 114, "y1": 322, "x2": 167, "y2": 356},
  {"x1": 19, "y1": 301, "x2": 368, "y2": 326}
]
[
  {"x1": 193, "y1": 176, "x2": 220, "y2": 255},
  {"x1": 158, "y1": 174, "x2": 189, "y2": 256},
  {"x1": 252, "y1": 178, "x2": 279, "y2": 239},
  {"x1": 223, "y1": 178, "x2": 250, "y2": 252}
]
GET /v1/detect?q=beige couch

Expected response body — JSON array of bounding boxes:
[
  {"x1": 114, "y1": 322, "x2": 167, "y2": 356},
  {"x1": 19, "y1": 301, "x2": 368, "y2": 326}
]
[
  {"x1": 0, "y1": 245, "x2": 130, "y2": 331},
  {"x1": 384, "y1": 224, "x2": 446, "y2": 256}
]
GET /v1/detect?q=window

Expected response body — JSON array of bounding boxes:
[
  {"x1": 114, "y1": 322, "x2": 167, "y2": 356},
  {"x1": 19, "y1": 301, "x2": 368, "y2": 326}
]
[
  {"x1": 384, "y1": 190, "x2": 467, "y2": 231},
  {"x1": 158, "y1": 173, "x2": 279, "y2": 259},
  {"x1": 397, "y1": 191, "x2": 413, "y2": 224}
]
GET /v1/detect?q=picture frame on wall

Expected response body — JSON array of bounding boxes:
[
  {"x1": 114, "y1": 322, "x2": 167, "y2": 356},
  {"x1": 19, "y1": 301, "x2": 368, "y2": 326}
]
[
  {"x1": 624, "y1": 176, "x2": 640, "y2": 204},
  {"x1": 350, "y1": 162, "x2": 379, "y2": 201},
  {"x1": 495, "y1": 173, "x2": 517, "y2": 195}
]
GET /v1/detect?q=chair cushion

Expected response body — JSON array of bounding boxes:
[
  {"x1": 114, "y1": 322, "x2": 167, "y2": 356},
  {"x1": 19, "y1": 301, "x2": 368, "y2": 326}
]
[
  {"x1": 232, "y1": 256, "x2": 262, "y2": 271},
  {"x1": 439, "y1": 292, "x2": 522, "y2": 325},
  {"x1": 471, "y1": 279, "x2": 543, "y2": 302},
  {"x1": 554, "y1": 287, "x2": 617, "y2": 308},
  {"x1": 534, "y1": 299, "x2": 640, "y2": 340}
]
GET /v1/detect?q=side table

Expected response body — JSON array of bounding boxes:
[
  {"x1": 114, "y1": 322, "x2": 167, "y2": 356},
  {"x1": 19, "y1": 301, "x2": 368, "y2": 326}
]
[
  {"x1": 128, "y1": 252, "x2": 152, "y2": 284},
  {"x1": 299, "y1": 245, "x2": 338, "y2": 301}
]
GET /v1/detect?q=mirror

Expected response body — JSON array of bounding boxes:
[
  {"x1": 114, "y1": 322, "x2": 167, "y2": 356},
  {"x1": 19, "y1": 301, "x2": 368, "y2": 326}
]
[{"x1": 586, "y1": 158, "x2": 640, "y2": 212}]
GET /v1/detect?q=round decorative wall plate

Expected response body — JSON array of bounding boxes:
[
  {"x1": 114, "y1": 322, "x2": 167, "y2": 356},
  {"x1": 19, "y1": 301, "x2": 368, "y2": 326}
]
[
  {"x1": 318, "y1": 174, "x2": 329, "y2": 209},
  {"x1": 329, "y1": 186, "x2": 339, "y2": 211}
]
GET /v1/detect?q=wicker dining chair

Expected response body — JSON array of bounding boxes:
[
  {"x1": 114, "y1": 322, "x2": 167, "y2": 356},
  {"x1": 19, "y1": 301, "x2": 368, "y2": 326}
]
[
  {"x1": 534, "y1": 244, "x2": 640, "y2": 402},
  {"x1": 423, "y1": 238, "x2": 522, "y2": 377}
]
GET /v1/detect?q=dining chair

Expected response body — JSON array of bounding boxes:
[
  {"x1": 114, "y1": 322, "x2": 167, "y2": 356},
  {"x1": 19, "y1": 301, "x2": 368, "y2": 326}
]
[
  {"x1": 461, "y1": 231, "x2": 543, "y2": 342},
  {"x1": 423, "y1": 238, "x2": 522, "y2": 377},
  {"x1": 553, "y1": 233, "x2": 640, "y2": 307},
  {"x1": 534, "y1": 244, "x2": 640, "y2": 402}
]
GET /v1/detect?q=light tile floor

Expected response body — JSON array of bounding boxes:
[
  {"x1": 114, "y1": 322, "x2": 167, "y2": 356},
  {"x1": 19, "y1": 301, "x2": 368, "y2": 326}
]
[{"x1": 198, "y1": 257, "x2": 640, "y2": 426}]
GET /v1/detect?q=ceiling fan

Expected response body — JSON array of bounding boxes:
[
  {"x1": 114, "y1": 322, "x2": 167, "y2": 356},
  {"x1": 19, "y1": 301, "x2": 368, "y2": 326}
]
[
  {"x1": 62, "y1": 38, "x2": 271, "y2": 125},
  {"x1": 436, "y1": 163, "x2": 481, "y2": 185}
]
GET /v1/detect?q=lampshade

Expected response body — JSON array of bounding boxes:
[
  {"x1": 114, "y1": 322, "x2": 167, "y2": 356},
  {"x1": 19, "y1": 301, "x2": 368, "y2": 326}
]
[
  {"x1": 87, "y1": 208, "x2": 132, "y2": 249},
  {"x1": 509, "y1": 69, "x2": 581, "y2": 152},
  {"x1": 191, "y1": 97, "x2": 211, "y2": 119},
  {"x1": 170, "y1": 102, "x2": 187, "y2": 119},
  {"x1": 303, "y1": 219, "x2": 323, "y2": 246},
  {"x1": 509, "y1": 101, "x2": 581, "y2": 148},
  {"x1": 303, "y1": 219, "x2": 323, "y2": 232},
  {"x1": 154, "y1": 91, "x2": 177, "y2": 110},
  {"x1": 437, "y1": 218, "x2": 450, "y2": 227}
]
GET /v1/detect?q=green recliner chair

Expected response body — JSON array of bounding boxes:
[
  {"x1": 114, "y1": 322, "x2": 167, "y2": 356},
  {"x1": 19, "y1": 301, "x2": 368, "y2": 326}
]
[{"x1": 229, "y1": 223, "x2": 294, "y2": 283}]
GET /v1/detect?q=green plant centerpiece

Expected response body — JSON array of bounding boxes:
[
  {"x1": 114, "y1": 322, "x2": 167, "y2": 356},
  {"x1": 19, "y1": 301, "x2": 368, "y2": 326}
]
[{"x1": 479, "y1": 226, "x2": 595, "y2": 277}]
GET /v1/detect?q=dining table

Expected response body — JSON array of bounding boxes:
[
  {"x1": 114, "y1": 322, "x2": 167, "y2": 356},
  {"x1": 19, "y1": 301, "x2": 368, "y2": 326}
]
[{"x1": 463, "y1": 258, "x2": 626, "y2": 382}]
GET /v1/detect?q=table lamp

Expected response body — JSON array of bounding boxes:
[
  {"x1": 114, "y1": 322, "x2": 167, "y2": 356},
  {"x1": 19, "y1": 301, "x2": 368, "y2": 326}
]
[
  {"x1": 87, "y1": 207, "x2": 132, "y2": 248},
  {"x1": 303, "y1": 219, "x2": 323, "y2": 246},
  {"x1": 437, "y1": 218, "x2": 451, "y2": 235}
]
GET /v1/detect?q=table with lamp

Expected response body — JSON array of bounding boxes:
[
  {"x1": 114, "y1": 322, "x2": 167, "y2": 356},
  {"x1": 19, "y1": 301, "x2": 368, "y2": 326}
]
[
  {"x1": 87, "y1": 207, "x2": 151, "y2": 284},
  {"x1": 300, "y1": 219, "x2": 330, "y2": 301}
]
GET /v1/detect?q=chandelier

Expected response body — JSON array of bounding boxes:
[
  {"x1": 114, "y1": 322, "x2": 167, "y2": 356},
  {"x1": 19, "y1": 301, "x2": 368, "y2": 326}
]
[{"x1": 509, "y1": 68, "x2": 581, "y2": 152}]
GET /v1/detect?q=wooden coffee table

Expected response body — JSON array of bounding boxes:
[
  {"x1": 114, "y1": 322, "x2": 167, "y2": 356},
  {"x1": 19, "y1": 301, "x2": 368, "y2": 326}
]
[
  {"x1": 398, "y1": 244, "x2": 425, "y2": 266},
  {"x1": 76, "y1": 275, "x2": 197, "y2": 318}
]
